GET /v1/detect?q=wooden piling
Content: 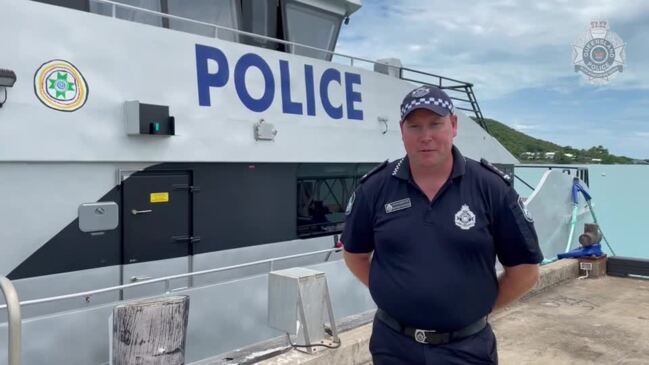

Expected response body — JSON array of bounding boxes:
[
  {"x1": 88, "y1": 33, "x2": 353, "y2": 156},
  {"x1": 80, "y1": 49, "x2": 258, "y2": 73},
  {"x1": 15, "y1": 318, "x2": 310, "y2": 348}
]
[{"x1": 112, "y1": 295, "x2": 189, "y2": 365}]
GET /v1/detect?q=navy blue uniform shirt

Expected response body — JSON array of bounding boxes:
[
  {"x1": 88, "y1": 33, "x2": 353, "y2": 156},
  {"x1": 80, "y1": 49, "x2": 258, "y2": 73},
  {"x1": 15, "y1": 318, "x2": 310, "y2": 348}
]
[{"x1": 342, "y1": 146, "x2": 543, "y2": 331}]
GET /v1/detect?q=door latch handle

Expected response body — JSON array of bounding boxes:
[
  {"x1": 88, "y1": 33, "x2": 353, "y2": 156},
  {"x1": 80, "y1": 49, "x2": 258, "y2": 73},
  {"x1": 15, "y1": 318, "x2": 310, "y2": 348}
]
[
  {"x1": 130, "y1": 275, "x2": 153, "y2": 282},
  {"x1": 131, "y1": 209, "x2": 152, "y2": 215},
  {"x1": 172, "y1": 235, "x2": 201, "y2": 243}
]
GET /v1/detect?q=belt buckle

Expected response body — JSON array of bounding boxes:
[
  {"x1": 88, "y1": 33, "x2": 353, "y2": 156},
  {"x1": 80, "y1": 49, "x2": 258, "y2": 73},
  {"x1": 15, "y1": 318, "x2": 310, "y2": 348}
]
[{"x1": 414, "y1": 329, "x2": 435, "y2": 344}]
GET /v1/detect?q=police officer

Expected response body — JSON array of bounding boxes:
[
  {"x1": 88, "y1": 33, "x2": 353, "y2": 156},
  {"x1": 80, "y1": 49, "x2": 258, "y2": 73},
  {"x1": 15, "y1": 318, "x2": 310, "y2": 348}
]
[{"x1": 342, "y1": 85, "x2": 543, "y2": 364}]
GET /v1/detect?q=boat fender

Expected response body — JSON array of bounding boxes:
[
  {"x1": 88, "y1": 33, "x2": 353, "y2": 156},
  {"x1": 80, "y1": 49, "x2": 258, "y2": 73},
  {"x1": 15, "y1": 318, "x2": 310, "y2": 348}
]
[
  {"x1": 557, "y1": 244, "x2": 603, "y2": 259},
  {"x1": 480, "y1": 158, "x2": 512, "y2": 186},
  {"x1": 360, "y1": 160, "x2": 388, "y2": 184}
]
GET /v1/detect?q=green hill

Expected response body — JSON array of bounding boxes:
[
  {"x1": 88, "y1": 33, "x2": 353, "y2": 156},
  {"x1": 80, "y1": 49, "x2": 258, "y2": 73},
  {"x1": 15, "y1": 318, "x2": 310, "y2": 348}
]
[{"x1": 479, "y1": 117, "x2": 633, "y2": 164}]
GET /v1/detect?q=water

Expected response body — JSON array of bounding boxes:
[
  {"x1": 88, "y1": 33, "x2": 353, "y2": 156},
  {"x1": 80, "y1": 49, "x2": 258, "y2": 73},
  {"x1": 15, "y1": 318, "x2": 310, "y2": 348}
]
[{"x1": 515, "y1": 164, "x2": 649, "y2": 260}]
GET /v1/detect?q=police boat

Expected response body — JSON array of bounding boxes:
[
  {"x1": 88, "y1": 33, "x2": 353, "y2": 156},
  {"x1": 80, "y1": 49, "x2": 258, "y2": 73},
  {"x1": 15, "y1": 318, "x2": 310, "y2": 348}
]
[{"x1": 0, "y1": 1, "x2": 590, "y2": 364}]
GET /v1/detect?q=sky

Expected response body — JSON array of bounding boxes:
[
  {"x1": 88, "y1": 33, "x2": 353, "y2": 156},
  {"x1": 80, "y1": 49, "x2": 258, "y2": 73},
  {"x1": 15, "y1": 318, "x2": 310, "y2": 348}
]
[{"x1": 336, "y1": 0, "x2": 649, "y2": 159}]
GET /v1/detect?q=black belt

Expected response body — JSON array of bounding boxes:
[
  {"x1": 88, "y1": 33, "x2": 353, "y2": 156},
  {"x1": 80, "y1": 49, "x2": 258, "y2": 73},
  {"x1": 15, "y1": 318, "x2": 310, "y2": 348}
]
[{"x1": 375, "y1": 309, "x2": 487, "y2": 345}]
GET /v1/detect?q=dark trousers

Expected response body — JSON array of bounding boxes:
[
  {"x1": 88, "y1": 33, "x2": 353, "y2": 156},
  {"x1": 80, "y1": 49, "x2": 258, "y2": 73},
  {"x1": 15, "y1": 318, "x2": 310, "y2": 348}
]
[{"x1": 370, "y1": 317, "x2": 498, "y2": 365}]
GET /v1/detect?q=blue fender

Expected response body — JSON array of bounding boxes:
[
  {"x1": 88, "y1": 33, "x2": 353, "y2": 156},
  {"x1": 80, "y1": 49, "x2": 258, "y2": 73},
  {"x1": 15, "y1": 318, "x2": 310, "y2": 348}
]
[{"x1": 557, "y1": 244, "x2": 603, "y2": 259}]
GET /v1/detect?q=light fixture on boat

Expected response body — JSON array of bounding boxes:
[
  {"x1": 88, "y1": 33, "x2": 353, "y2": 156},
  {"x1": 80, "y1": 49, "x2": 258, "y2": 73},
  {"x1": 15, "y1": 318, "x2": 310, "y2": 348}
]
[
  {"x1": 0, "y1": 69, "x2": 16, "y2": 88},
  {"x1": 0, "y1": 68, "x2": 16, "y2": 109},
  {"x1": 254, "y1": 118, "x2": 277, "y2": 141}
]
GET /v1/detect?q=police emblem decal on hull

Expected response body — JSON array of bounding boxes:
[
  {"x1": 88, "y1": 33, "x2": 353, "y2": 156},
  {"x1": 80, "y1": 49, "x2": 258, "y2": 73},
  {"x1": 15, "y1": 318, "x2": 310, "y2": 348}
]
[
  {"x1": 455, "y1": 204, "x2": 476, "y2": 230},
  {"x1": 572, "y1": 20, "x2": 626, "y2": 85},
  {"x1": 34, "y1": 60, "x2": 89, "y2": 112}
]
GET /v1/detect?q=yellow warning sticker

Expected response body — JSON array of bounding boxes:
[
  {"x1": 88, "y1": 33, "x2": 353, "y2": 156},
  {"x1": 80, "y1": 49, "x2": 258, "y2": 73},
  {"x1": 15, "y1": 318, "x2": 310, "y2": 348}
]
[{"x1": 150, "y1": 192, "x2": 169, "y2": 203}]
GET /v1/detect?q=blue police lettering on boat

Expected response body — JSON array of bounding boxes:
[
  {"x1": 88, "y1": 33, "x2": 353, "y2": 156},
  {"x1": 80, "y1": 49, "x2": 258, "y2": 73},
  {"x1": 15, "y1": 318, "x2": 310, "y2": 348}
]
[
  {"x1": 279, "y1": 60, "x2": 303, "y2": 115},
  {"x1": 304, "y1": 64, "x2": 316, "y2": 116},
  {"x1": 345, "y1": 72, "x2": 363, "y2": 120},
  {"x1": 235, "y1": 53, "x2": 275, "y2": 112},
  {"x1": 194, "y1": 44, "x2": 364, "y2": 119},
  {"x1": 195, "y1": 44, "x2": 229, "y2": 107},
  {"x1": 320, "y1": 68, "x2": 343, "y2": 119}
]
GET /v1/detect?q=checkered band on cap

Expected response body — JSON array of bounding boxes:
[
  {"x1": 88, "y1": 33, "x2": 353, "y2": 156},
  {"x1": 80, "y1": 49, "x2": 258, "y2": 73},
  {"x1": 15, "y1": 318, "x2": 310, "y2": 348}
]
[
  {"x1": 400, "y1": 97, "x2": 454, "y2": 117},
  {"x1": 400, "y1": 86, "x2": 455, "y2": 120}
]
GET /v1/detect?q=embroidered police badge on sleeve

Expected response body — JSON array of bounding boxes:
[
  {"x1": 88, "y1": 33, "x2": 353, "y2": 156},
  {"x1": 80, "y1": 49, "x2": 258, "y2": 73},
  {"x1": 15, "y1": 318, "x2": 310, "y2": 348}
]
[
  {"x1": 480, "y1": 158, "x2": 512, "y2": 185},
  {"x1": 360, "y1": 160, "x2": 388, "y2": 183},
  {"x1": 345, "y1": 192, "x2": 356, "y2": 215},
  {"x1": 518, "y1": 196, "x2": 534, "y2": 223}
]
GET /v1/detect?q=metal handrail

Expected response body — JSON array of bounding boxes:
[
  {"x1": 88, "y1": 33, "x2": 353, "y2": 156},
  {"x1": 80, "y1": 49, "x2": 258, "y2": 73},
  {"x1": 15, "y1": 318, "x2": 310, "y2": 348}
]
[
  {"x1": 90, "y1": 0, "x2": 381, "y2": 69},
  {"x1": 0, "y1": 247, "x2": 341, "y2": 310},
  {"x1": 400, "y1": 68, "x2": 489, "y2": 131},
  {"x1": 0, "y1": 276, "x2": 21, "y2": 365},
  {"x1": 515, "y1": 164, "x2": 591, "y2": 189},
  {"x1": 515, "y1": 164, "x2": 586, "y2": 170}
]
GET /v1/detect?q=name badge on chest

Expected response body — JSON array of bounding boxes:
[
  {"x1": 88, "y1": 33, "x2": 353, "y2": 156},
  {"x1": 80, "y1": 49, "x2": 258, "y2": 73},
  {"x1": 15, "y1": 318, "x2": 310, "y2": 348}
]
[{"x1": 385, "y1": 198, "x2": 412, "y2": 213}]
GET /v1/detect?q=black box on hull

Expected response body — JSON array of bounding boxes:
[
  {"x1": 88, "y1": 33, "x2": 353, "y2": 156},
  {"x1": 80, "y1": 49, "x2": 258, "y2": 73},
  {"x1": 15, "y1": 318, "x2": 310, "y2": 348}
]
[{"x1": 125, "y1": 101, "x2": 175, "y2": 136}]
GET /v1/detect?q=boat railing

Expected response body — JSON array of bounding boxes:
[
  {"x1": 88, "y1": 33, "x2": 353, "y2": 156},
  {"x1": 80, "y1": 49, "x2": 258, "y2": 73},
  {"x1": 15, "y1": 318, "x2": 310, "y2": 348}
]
[
  {"x1": 90, "y1": 0, "x2": 382, "y2": 70},
  {"x1": 0, "y1": 276, "x2": 21, "y2": 365},
  {"x1": 88, "y1": 0, "x2": 489, "y2": 132},
  {"x1": 399, "y1": 67, "x2": 489, "y2": 131},
  {"x1": 0, "y1": 247, "x2": 341, "y2": 311},
  {"x1": 514, "y1": 164, "x2": 590, "y2": 197}
]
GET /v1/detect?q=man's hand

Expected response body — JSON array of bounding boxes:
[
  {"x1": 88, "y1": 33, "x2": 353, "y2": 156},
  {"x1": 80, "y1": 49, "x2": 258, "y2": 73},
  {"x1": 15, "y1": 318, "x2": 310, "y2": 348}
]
[
  {"x1": 343, "y1": 250, "x2": 372, "y2": 287},
  {"x1": 493, "y1": 264, "x2": 539, "y2": 311}
]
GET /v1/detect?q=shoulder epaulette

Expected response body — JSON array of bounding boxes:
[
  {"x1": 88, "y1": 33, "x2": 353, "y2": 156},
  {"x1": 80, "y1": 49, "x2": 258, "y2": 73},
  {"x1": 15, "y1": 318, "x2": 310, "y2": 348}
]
[
  {"x1": 480, "y1": 158, "x2": 512, "y2": 185},
  {"x1": 360, "y1": 160, "x2": 388, "y2": 183}
]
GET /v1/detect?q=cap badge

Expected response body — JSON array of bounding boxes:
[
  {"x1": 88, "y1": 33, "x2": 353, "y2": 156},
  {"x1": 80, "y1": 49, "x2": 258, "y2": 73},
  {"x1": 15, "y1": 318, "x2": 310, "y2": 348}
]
[{"x1": 410, "y1": 87, "x2": 430, "y2": 98}]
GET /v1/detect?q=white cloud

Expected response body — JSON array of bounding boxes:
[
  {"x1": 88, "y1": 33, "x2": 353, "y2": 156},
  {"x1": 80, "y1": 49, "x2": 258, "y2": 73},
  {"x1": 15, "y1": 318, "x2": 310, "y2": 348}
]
[
  {"x1": 338, "y1": 0, "x2": 649, "y2": 98},
  {"x1": 337, "y1": 1, "x2": 649, "y2": 157}
]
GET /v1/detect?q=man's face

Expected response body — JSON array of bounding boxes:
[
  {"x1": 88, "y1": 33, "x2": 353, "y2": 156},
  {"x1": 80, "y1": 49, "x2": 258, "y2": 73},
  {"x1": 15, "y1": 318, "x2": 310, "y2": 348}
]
[{"x1": 400, "y1": 108, "x2": 458, "y2": 169}]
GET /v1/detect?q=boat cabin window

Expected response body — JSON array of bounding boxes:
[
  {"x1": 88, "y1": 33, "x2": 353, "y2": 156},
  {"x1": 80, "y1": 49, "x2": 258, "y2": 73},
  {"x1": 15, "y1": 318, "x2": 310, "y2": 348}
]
[
  {"x1": 240, "y1": 0, "x2": 282, "y2": 51},
  {"x1": 90, "y1": 0, "x2": 163, "y2": 27},
  {"x1": 297, "y1": 163, "x2": 375, "y2": 238},
  {"x1": 88, "y1": 0, "x2": 241, "y2": 41},
  {"x1": 283, "y1": 1, "x2": 342, "y2": 60},
  {"x1": 167, "y1": 0, "x2": 240, "y2": 41},
  {"x1": 34, "y1": 0, "x2": 360, "y2": 60}
]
